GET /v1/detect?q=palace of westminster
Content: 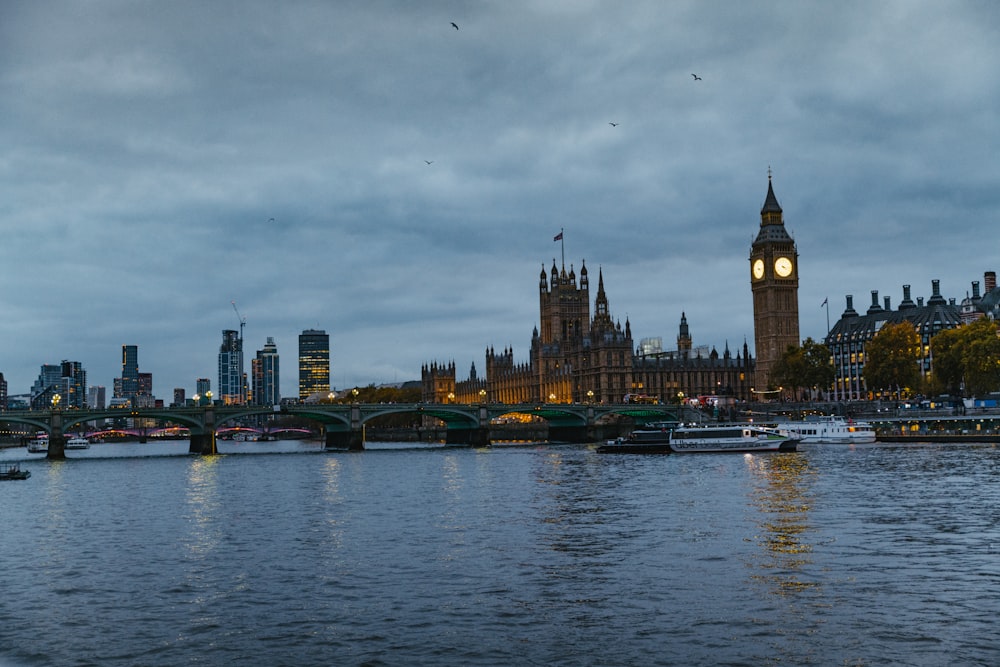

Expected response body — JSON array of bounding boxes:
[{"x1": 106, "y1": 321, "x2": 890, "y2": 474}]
[{"x1": 422, "y1": 177, "x2": 1000, "y2": 405}]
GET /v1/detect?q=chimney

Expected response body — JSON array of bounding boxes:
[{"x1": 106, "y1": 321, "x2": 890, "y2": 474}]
[
  {"x1": 900, "y1": 284, "x2": 916, "y2": 310},
  {"x1": 884, "y1": 296, "x2": 891, "y2": 310},
  {"x1": 972, "y1": 281, "x2": 981, "y2": 300},
  {"x1": 843, "y1": 294, "x2": 858, "y2": 317},
  {"x1": 867, "y1": 290, "x2": 882, "y2": 314},
  {"x1": 929, "y1": 279, "x2": 946, "y2": 305},
  {"x1": 918, "y1": 297, "x2": 924, "y2": 307},
  {"x1": 986, "y1": 271, "x2": 997, "y2": 294}
]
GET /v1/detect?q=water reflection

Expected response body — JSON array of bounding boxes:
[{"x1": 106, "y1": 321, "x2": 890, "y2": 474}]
[
  {"x1": 183, "y1": 456, "x2": 222, "y2": 560},
  {"x1": 745, "y1": 452, "x2": 819, "y2": 595}
]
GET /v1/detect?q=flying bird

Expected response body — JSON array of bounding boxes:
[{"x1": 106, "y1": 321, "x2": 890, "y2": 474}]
[
  {"x1": 691, "y1": 73, "x2": 702, "y2": 80},
  {"x1": 451, "y1": 22, "x2": 459, "y2": 30},
  {"x1": 608, "y1": 122, "x2": 618, "y2": 127},
  {"x1": 424, "y1": 160, "x2": 434, "y2": 165}
]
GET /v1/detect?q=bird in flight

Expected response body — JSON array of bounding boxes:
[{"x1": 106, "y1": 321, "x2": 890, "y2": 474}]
[
  {"x1": 424, "y1": 160, "x2": 434, "y2": 165},
  {"x1": 691, "y1": 73, "x2": 702, "y2": 80},
  {"x1": 451, "y1": 22, "x2": 459, "y2": 30},
  {"x1": 608, "y1": 122, "x2": 619, "y2": 127}
]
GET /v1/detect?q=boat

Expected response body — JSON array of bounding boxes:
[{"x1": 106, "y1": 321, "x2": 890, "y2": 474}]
[
  {"x1": 1, "y1": 463, "x2": 31, "y2": 480},
  {"x1": 597, "y1": 421, "x2": 677, "y2": 453},
  {"x1": 27, "y1": 434, "x2": 49, "y2": 453},
  {"x1": 667, "y1": 425, "x2": 799, "y2": 453},
  {"x1": 773, "y1": 415, "x2": 876, "y2": 444},
  {"x1": 65, "y1": 437, "x2": 91, "y2": 450}
]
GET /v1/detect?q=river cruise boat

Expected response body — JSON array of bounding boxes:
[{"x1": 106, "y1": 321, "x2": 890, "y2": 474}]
[
  {"x1": 598, "y1": 421, "x2": 678, "y2": 454},
  {"x1": 773, "y1": 415, "x2": 876, "y2": 444},
  {"x1": 667, "y1": 425, "x2": 799, "y2": 453},
  {"x1": 27, "y1": 433, "x2": 48, "y2": 453},
  {"x1": 65, "y1": 437, "x2": 91, "y2": 450}
]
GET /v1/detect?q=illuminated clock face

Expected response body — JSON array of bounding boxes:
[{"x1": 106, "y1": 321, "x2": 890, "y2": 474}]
[
  {"x1": 752, "y1": 259, "x2": 764, "y2": 280},
  {"x1": 774, "y1": 256, "x2": 793, "y2": 277}
]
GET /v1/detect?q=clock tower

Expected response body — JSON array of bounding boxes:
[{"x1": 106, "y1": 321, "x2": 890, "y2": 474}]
[{"x1": 750, "y1": 173, "x2": 799, "y2": 392}]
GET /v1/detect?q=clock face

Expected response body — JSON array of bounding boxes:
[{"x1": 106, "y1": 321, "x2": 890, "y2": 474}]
[
  {"x1": 752, "y1": 259, "x2": 764, "y2": 280},
  {"x1": 774, "y1": 256, "x2": 793, "y2": 277}
]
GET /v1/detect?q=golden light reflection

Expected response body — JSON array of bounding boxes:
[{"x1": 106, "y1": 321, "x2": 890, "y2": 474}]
[
  {"x1": 184, "y1": 456, "x2": 222, "y2": 559},
  {"x1": 744, "y1": 453, "x2": 819, "y2": 597}
]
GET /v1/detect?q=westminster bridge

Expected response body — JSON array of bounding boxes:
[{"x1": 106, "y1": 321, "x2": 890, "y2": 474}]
[{"x1": 2, "y1": 402, "x2": 690, "y2": 458}]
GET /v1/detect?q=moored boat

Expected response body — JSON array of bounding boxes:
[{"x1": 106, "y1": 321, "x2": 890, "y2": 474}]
[
  {"x1": 27, "y1": 433, "x2": 48, "y2": 453},
  {"x1": 1, "y1": 463, "x2": 31, "y2": 480},
  {"x1": 65, "y1": 437, "x2": 91, "y2": 450},
  {"x1": 598, "y1": 421, "x2": 677, "y2": 453},
  {"x1": 773, "y1": 415, "x2": 876, "y2": 444},
  {"x1": 668, "y1": 425, "x2": 799, "y2": 453}
]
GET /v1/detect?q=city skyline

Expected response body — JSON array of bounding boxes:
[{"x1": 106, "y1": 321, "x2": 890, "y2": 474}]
[{"x1": 3, "y1": 2, "x2": 998, "y2": 397}]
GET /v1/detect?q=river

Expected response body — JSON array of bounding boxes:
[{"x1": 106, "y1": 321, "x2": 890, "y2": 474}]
[{"x1": 2, "y1": 440, "x2": 999, "y2": 666}]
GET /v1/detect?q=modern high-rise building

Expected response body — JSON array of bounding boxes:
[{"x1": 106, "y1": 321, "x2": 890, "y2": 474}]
[
  {"x1": 88, "y1": 385, "x2": 106, "y2": 410},
  {"x1": 120, "y1": 344, "x2": 139, "y2": 403},
  {"x1": 0, "y1": 372, "x2": 7, "y2": 410},
  {"x1": 298, "y1": 329, "x2": 330, "y2": 400},
  {"x1": 31, "y1": 364, "x2": 64, "y2": 409},
  {"x1": 172, "y1": 388, "x2": 185, "y2": 407},
  {"x1": 218, "y1": 329, "x2": 244, "y2": 405},
  {"x1": 60, "y1": 360, "x2": 87, "y2": 409},
  {"x1": 253, "y1": 337, "x2": 280, "y2": 406},
  {"x1": 196, "y1": 378, "x2": 211, "y2": 404}
]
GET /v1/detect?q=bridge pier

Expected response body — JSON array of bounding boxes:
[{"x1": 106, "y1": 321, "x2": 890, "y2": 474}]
[
  {"x1": 189, "y1": 432, "x2": 217, "y2": 455},
  {"x1": 46, "y1": 412, "x2": 66, "y2": 460},
  {"x1": 325, "y1": 429, "x2": 364, "y2": 451}
]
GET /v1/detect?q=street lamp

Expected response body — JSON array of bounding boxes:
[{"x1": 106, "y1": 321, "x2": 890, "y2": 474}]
[
  {"x1": 587, "y1": 390, "x2": 594, "y2": 403},
  {"x1": 205, "y1": 391, "x2": 213, "y2": 405},
  {"x1": 479, "y1": 389, "x2": 486, "y2": 403},
  {"x1": 52, "y1": 394, "x2": 61, "y2": 409},
  {"x1": 447, "y1": 392, "x2": 455, "y2": 404},
  {"x1": 548, "y1": 393, "x2": 556, "y2": 403},
  {"x1": 352, "y1": 388, "x2": 359, "y2": 401}
]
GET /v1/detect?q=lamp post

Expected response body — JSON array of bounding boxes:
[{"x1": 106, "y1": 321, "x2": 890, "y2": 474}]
[
  {"x1": 587, "y1": 390, "x2": 594, "y2": 404},
  {"x1": 447, "y1": 392, "x2": 455, "y2": 404},
  {"x1": 479, "y1": 388, "x2": 487, "y2": 403}
]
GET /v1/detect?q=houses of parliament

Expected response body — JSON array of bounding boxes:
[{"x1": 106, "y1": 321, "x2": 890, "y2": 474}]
[{"x1": 422, "y1": 177, "x2": 799, "y2": 405}]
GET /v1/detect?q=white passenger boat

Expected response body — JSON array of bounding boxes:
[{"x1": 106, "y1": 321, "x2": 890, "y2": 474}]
[
  {"x1": 667, "y1": 425, "x2": 799, "y2": 453},
  {"x1": 65, "y1": 437, "x2": 91, "y2": 450},
  {"x1": 774, "y1": 415, "x2": 876, "y2": 444},
  {"x1": 27, "y1": 435, "x2": 49, "y2": 453}
]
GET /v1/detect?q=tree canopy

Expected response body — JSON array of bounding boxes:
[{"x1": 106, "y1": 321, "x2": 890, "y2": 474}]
[
  {"x1": 771, "y1": 337, "x2": 835, "y2": 396},
  {"x1": 863, "y1": 321, "x2": 921, "y2": 397},
  {"x1": 931, "y1": 318, "x2": 1000, "y2": 397}
]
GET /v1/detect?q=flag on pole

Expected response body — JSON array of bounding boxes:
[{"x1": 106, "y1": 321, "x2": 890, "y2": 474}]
[
  {"x1": 821, "y1": 297, "x2": 828, "y2": 307},
  {"x1": 553, "y1": 231, "x2": 563, "y2": 242}
]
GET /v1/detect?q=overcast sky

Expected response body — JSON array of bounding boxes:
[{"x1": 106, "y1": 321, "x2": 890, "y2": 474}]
[{"x1": 2, "y1": 0, "x2": 999, "y2": 400}]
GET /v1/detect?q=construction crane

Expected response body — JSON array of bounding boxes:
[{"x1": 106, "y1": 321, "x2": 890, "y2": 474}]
[{"x1": 231, "y1": 300, "x2": 246, "y2": 342}]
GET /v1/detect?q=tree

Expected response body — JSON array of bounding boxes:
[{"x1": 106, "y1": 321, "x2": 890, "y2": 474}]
[
  {"x1": 772, "y1": 338, "x2": 834, "y2": 398},
  {"x1": 930, "y1": 318, "x2": 1000, "y2": 397},
  {"x1": 864, "y1": 322, "x2": 921, "y2": 398}
]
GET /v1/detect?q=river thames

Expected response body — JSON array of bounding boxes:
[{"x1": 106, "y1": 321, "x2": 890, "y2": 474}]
[{"x1": 2, "y1": 439, "x2": 999, "y2": 666}]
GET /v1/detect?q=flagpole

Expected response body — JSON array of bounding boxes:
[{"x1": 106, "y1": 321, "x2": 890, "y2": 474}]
[
  {"x1": 560, "y1": 228, "x2": 565, "y2": 268},
  {"x1": 823, "y1": 298, "x2": 830, "y2": 335}
]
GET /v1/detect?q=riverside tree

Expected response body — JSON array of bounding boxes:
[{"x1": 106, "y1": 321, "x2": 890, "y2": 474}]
[
  {"x1": 931, "y1": 318, "x2": 1000, "y2": 397},
  {"x1": 772, "y1": 338, "x2": 835, "y2": 399},
  {"x1": 863, "y1": 322, "x2": 921, "y2": 399}
]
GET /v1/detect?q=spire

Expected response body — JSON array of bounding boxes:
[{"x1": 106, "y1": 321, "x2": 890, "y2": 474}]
[{"x1": 760, "y1": 170, "x2": 783, "y2": 216}]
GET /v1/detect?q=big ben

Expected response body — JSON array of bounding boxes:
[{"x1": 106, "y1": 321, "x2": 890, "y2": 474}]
[{"x1": 750, "y1": 173, "x2": 799, "y2": 392}]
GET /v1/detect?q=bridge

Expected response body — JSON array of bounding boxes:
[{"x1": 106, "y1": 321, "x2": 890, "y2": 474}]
[{"x1": 2, "y1": 402, "x2": 689, "y2": 458}]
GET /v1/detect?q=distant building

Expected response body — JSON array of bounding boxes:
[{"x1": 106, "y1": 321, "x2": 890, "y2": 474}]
[
  {"x1": 825, "y1": 281, "x2": 963, "y2": 400},
  {"x1": 253, "y1": 337, "x2": 280, "y2": 406},
  {"x1": 298, "y1": 329, "x2": 330, "y2": 399},
  {"x1": 172, "y1": 388, "x2": 185, "y2": 407},
  {"x1": 61, "y1": 360, "x2": 87, "y2": 409},
  {"x1": 119, "y1": 345, "x2": 139, "y2": 403},
  {"x1": 0, "y1": 372, "x2": 7, "y2": 410},
  {"x1": 196, "y1": 377, "x2": 211, "y2": 404},
  {"x1": 88, "y1": 385, "x2": 106, "y2": 410},
  {"x1": 218, "y1": 329, "x2": 244, "y2": 405}
]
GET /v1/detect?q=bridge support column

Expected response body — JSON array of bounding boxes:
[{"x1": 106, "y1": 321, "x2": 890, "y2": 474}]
[
  {"x1": 189, "y1": 432, "x2": 217, "y2": 455},
  {"x1": 46, "y1": 412, "x2": 66, "y2": 460},
  {"x1": 548, "y1": 425, "x2": 589, "y2": 444},
  {"x1": 189, "y1": 407, "x2": 217, "y2": 455},
  {"x1": 325, "y1": 428, "x2": 364, "y2": 450}
]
